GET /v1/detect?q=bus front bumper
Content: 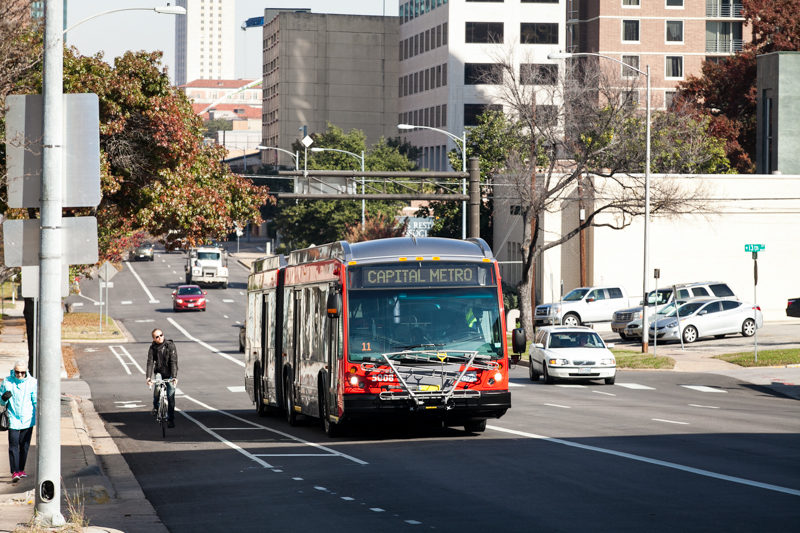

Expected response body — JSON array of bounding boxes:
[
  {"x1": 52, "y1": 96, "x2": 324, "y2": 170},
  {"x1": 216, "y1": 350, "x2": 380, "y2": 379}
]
[{"x1": 341, "y1": 390, "x2": 511, "y2": 423}]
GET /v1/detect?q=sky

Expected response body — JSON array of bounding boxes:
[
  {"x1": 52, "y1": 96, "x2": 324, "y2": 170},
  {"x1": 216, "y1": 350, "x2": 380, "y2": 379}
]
[{"x1": 66, "y1": 1, "x2": 396, "y2": 83}]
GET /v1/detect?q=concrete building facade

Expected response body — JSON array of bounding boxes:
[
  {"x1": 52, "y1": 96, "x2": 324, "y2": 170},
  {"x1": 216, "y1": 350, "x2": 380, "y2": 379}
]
[
  {"x1": 180, "y1": 79, "x2": 262, "y2": 107},
  {"x1": 174, "y1": 0, "x2": 235, "y2": 86},
  {"x1": 397, "y1": 0, "x2": 565, "y2": 170},
  {"x1": 756, "y1": 52, "x2": 800, "y2": 175},
  {"x1": 261, "y1": 11, "x2": 400, "y2": 167},
  {"x1": 566, "y1": 0, "x2": 750, "y2": 109}
]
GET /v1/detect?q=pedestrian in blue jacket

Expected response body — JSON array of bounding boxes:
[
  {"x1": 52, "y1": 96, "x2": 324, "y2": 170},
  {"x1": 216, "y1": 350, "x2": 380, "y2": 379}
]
[{"x1": 0, "y1": 359, "x2": 37, "y2": 482}]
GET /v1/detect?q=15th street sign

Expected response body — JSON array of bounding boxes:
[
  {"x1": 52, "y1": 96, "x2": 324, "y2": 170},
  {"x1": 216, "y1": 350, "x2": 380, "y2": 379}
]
[{"x1": 744, "y1": 244, "x2": 765, "y2": 253}]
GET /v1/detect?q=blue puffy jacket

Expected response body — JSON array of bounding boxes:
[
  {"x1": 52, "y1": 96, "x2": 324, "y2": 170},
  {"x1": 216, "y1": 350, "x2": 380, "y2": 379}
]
[{"x1": 0, "y1": 369, "x2": 37, "y2": 430}]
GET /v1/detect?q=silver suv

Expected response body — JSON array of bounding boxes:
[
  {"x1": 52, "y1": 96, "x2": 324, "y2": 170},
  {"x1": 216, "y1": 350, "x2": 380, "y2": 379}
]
[{"x1": 611, "y1": 281, "x2": 737, "y2": 340}]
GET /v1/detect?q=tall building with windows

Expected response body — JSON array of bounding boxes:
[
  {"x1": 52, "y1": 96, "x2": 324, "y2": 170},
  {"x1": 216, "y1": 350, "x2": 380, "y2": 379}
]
[
  {"x1": 397, "y1": 0, "x2": 565, "y2": 171},
  {"x1": 174, "y1": 0, "x2": 235, "y2": 86},
  {"x1": 261, "y1": 11, "x2": 399, "y2": 167},
  {"x1": 566, "y1": 0, "x2": 750, "y2": 109}
]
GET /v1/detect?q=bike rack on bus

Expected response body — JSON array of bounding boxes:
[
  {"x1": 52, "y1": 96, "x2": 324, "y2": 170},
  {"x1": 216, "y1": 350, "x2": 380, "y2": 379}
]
[{"x1": 370, "y1": 350, "x2": 499, "y2": 409}]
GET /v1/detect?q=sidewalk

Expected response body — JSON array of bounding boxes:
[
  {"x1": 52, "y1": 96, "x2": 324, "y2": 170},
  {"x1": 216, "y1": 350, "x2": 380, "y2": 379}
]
[{"x1": 0, "y1": 302, "x2": 168, "y2": 533}]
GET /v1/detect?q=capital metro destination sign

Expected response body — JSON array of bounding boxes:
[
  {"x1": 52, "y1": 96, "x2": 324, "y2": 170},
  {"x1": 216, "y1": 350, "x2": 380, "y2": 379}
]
[{"x1": 353, "y1": 263, "x2": 494, "y2": 288}]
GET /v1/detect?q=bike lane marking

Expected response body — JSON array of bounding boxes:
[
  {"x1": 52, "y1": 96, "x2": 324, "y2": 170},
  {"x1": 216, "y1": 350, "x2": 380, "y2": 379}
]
[{"x1": 124, "y1": 261, "x2": 160, "y2": 303}]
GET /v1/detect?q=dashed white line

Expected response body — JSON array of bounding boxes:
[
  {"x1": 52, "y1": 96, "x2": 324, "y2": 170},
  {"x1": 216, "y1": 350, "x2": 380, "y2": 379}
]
[
  {"x1": 179, "y1": 408, "x2": 273, "y2": 469},
  {"x1": 681, "y1": 385, "x2": 727, "y2": 393},
  {"x1": 239, "y1": 291, "x2": 244, "y2": 295},
  {"x1": 121, "y1": 301, "x2": 132, "y2": 305},
  {"x1": 652, "y1": 418, "x2": 689, "y2": 425},
  {"x1": 172, "y1": 270, "x2": 177, "y2": 274},
  {"x1": 488, "y1": 425, "x2": 800, "y2": 497},
  {"x1": 544, "y1": 403, "x2": 571, "y2": 409},
  {"x1": 689, "y1": 404, "x2": 720, "y2": 409},
  {"x1": 508, "y1": 383, "x2": 525, "y2": 388},
  {"x1": 222, "y1": 299, "x2": 235, "y2": 303},
  {"x1": 135, "y1": 319, "x2": 155, "y2": 323},
  {"x1": 227, "y1": 386, "x2": 246, "y2": 392},
  {"x1": 314, "y1": 486, "x2": 328, "y2": 492},
  {"x1": 615, "y1": 383, "x2": 656, "y2": 390},
  {"x1": 592, "y1": 390, "x2": 616, "y2": 396},
  {"x1": 167, "y1": 317, "x2": 244, "y2": 367},
  {"x1": 72, "y1": 302, "x2": 84, "y2": 307},
  {"x1": 370, "y1": 508, "x2": 385, "y2": 513},
  {"x1": 405, "y1": 520, "x2": 422, "y2": 525},
  {"x1": 223, "y1": 315, "x2": 229, "y2": 319},
  {"x1": 341, "y1": 497, "x2": 354, "y2": 501},
  {"x1": 293, "y1": 477, "x2": 303, "y2": 481},
  {"x1": 556, "y1": 384, "x2": 586, "y2": 388}
]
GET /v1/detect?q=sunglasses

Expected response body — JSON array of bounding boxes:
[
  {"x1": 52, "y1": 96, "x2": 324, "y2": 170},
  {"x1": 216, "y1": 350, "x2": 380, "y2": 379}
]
[
  {"x1": 153, "y1": 334, "x2": 164, "y2": 339},
  {"x1": 15, "y1": 371, "x2": 26, "y2": 376}
]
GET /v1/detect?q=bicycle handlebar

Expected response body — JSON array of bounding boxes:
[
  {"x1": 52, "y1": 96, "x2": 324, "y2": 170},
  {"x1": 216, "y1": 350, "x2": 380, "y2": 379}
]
[{"x1": 149, "y1": 377, "x2": 176, "y2": 390}]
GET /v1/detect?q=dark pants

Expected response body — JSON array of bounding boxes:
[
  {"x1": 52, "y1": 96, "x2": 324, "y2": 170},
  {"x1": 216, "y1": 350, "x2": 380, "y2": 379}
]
[
  {"x1": 152, "y1": 379, "x2": 176, "y2": 421},
  {"x1": 8, "y1": 427, "x2": 33, "y2": 474}
]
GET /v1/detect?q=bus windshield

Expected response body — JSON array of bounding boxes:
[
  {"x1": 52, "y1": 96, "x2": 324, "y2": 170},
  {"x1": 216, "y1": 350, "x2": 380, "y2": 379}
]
[{"x1": 347, "y1": 287, "x2": 503, "y2": 362}]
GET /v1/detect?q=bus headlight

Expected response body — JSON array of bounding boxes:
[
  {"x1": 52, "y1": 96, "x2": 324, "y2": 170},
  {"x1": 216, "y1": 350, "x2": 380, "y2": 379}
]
[
  {"x1": 494, "y1": 372, "x2": 503, "y2": 381},
  {"x1": 459, "y1": 371, "x2": 478, "y2": 383}
]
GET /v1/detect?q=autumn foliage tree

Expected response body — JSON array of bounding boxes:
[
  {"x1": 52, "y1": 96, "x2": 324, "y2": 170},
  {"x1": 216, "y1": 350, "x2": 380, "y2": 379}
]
[
  {"x1": 342, "y1": 213, "x2": 408, "y2": 242},
  {"x1": 678, "y1": 0, "x2": 800, "y2": 173}
]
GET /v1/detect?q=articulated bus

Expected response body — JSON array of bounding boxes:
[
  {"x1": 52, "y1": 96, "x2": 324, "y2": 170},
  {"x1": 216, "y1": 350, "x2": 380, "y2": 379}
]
[{"x1": 244, "y1": 237, "x2": 513, "y2": 437}]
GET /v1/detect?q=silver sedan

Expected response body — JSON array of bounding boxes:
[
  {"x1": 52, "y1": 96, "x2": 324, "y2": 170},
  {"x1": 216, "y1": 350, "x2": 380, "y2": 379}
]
[{"x1": 649, "y1": 299, "x2": 763, "y2": 344}]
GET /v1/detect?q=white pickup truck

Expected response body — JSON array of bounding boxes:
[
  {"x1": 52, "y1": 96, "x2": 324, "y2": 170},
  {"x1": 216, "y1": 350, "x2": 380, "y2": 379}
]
[
  {"x1": 534, "y1": 286, "x2": 638, "y2": 327},
  {"x1": 185, "y1": 246, "x2": 229, "y2": 288}
]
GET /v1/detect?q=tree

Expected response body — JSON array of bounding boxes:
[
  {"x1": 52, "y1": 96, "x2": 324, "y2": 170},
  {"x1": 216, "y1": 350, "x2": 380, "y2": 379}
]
[
  {"x1": 343, "y1": 213, "x2": 408, "y2": 242},
  {"x1": 677, "y1": 0, "x2": 800, "y2": 173},
  {"x1": 60, "y1": 48, "x2": 271, "y2": 261},
  {"x1": 483, "y1": 45, "x2": 726, "y2": 338},
  {"x1": 203, "y1": 118, "x2": 233, "y2": 138},
  {"x1": 274, "y1": 124, "x2": 418, "y2": 250}
]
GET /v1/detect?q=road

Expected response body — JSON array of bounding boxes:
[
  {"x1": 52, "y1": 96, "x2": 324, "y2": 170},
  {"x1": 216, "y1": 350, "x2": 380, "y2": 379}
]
[{"x1": 71, "y1": 249, "x2": 800, "y2": 532}]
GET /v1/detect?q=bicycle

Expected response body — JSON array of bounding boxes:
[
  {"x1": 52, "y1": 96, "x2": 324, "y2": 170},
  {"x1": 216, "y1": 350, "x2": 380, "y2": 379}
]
[{"x1": 149, "y1": 375, "x2": 175, "y2": 438}]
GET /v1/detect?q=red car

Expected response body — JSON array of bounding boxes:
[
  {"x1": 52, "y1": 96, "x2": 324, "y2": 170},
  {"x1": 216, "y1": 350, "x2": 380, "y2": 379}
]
[{"x1": 172, "y1": 285, "x2": 207, "y2": 312}]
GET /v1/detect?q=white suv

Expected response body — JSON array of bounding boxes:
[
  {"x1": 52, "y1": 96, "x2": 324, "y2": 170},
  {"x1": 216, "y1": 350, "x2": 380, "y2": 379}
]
[{"x1": 529, "y1": 326, "x2": 617, "y2": 385}]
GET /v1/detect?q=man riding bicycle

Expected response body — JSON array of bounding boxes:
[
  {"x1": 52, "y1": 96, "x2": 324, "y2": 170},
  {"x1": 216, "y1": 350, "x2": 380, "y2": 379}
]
[{"x1": 146, "y1": 328, "x2": 179, "y2": 428}]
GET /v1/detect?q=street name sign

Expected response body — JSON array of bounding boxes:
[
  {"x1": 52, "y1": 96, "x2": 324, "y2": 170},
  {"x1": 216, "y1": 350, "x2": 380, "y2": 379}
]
[{"x1": 744, "y1": 244, "x2": 765, "y2": 253}]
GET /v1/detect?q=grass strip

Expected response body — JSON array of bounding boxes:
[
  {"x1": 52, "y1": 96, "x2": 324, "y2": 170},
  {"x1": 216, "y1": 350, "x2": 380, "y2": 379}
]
[
  {"x1": 62, "y1": 312, "x2": 123, "y2": 341},
  {"x1": 611, "y1": 349, "x2": 676, "y2": 370},
  {"x1": 713, "y1": 349, "x2": 800, "y2": 367}
]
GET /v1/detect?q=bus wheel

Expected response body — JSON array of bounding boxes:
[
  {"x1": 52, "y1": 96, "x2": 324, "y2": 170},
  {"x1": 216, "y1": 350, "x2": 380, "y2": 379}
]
[
  {"x1": 320, "y1": 386, "x2": 344, "y2": 438},
  {"x1": 255, "y1": 374, "x2": 268, "y2": 417},
  {"x1": 464, "y1": 419, "x2": 487, "y2": 433},
  {"x1": 284, "y1": 377, "x2": 298, "y2": 426}
]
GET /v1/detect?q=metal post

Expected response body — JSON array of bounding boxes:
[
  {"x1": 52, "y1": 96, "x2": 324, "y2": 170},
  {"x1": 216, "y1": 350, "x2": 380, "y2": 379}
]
[
  {"x1": 754, "y1": 253, "x2": 758, "y2": 362},
  {"x1": 461, "y1": 131, "x2": 467, "y2": 240},
  {"x1": 32, "y1": 298, "x2": 38, "y2": 378},
  {"x1": 105, "y1": 262, "x2": 110, "y2": 326},
  {"x1": 361, "y1": 151, "x2": 366, "y2": 227},
  {"x1": 99, "y1": 274, "x2": 103, "y2": 334},
  {"x1": 37, "y1": 0, "x2": 66, "y2": 524},
  {"x1": 468, "y1": 157, "x2": 480, "y2": 238},
  {"x1": 641, "y1": 65, "x2": 651, "y2": 355}
]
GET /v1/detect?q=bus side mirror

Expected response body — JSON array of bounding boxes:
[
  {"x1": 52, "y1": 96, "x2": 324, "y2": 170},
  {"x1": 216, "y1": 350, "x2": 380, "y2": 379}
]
[
  {"x1": 327, "y1": 292, "x2": 342, "y2": 318},
  {"x1": 511, "y1": 328, "x2": 526, "y2": 355}
]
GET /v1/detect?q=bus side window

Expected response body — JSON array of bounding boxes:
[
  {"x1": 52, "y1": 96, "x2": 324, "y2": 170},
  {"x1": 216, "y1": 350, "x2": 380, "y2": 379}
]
[{"x1": 337, "y1": 316, "x2": 344, "y2": 360}]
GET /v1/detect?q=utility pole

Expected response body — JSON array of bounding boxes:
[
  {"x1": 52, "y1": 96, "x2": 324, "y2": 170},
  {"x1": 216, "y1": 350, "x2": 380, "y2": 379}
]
[{"x1": 37, "y1": 0, "x2": 66, "y2": 525}]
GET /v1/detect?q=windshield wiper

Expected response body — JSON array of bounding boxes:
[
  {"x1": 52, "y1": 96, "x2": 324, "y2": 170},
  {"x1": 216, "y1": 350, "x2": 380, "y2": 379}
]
[{"x1": 395, "y1": 342, "x2": 445, "y2": 350}]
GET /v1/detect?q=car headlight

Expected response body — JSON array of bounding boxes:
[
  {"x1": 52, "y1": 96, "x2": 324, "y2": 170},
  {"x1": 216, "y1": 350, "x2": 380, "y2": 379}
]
[
  {"x1": 547, "y1": 358, "x2": 569, "y2": 366},
  {"x1": 633, "y1": 311, "x2": 642, "y2": 320},
  {"x1": 666, "y1": 321, "x2": 678, "y2": 328},
  {"x1": 601, "y1": 358, "x2": 616, "y2": 365},
  {"x1": 198, "y1": 298, "x2": 205, "y2": 304}
]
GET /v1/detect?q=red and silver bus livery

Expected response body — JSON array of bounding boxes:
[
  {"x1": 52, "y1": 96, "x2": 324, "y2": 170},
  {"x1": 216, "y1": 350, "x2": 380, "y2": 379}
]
[{"x1": 244, "y1": 237, "x2": 512, "y2": 436}]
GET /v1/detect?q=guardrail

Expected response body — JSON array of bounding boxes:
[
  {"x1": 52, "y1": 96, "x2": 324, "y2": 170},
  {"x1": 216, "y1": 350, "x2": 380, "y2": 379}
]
[
  {"x1": 706, "y1": 39, "x2": 744, "y2": 53},
  {"x1": 706, "y1": 3, "x2": 743, "y2": 18}
]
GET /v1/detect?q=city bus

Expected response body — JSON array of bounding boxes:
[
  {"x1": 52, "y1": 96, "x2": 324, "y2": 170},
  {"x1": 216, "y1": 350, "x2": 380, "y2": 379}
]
[{"x1": 243, "y1": 237, "x2": 513, "y2": 437}]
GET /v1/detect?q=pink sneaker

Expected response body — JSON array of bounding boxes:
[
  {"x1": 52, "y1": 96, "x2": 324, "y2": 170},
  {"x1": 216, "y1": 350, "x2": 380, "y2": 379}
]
[
  {"x1": 19, "y1": 471, "x2": 27, "y2": 478},
  {"x1": 11, "y1": 472, "x2": 20, "y2": 482}
]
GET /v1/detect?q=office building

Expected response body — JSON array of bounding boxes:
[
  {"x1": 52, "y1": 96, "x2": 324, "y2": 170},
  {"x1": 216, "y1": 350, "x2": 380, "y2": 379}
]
[
  {"x1": 174, "y1": 0, "x2": 235, "y2": 86},
  {"x1": 261, "y1": 11, "x2": 399, "y2": 167}
]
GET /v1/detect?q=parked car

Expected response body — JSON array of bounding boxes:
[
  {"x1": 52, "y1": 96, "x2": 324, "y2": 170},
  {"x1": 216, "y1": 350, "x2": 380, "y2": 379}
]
[
  {"x1": 534, "y1": 285, "x2": 638, "y2": 327},
  {"x1": 611, "y1": 281, "x2": 738, "y2": 339},
  {"x1": 172, "y1": 285, "x2": 207, "y2": 312},
  {"x1": 623, "y1": 298, "x2": 704, "y2": 339},
  {"x1": 787, "y1": 298, "x2": 800, "y2": 318},
  {"x1": 132, "y1": 243, "x2": 155, "y2": 261},
  {"x1": 528, "y1": 326, "x2": 617, "y2": 385},
  {"x1": 649, "y1": 299, "x2": 762, "y2": 344}
]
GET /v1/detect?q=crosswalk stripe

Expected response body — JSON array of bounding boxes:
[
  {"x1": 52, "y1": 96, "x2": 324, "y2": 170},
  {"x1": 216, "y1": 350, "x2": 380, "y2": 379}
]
[
  {"x1": 681, "y1": 385, "x2": 727, "y2": 393},
  {"x1": 615, "y1": 383, "x2": 656, "y2": 390}
]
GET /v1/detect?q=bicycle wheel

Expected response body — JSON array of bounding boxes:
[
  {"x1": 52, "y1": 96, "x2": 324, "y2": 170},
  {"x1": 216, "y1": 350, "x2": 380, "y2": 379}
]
[
  {"x1": 161, "y1": 417, "x2": 167, "y2": 438},
  {"x1": 158, "y1": 388, "x2": 169, "y2": 438}
]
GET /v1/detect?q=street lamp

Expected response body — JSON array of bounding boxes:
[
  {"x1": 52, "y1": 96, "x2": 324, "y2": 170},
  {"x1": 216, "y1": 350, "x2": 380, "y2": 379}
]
[
  {"x1": 398, "y1": 124, "x2": 468, "y2": 240},
  {"x1": 256, "y1": 145, "x2": 300, "y2": 169},
  {"x1": 311, "y1": 147, "x2": 366, "y2": 226},
  {"x1": 548, "y1": 51, "x2": 651, "y2": 354},
  {"x1": 63, "y1": 6, "x2": 186, "y2": 35}
]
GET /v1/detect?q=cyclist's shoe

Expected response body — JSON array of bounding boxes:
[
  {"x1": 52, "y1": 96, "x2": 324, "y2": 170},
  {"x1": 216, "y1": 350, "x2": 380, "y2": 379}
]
[
  {"x1": 12, "y1": 472, "x2": 20, "y2": 482},
  {"x1": 151, "y1": 408, "x2": 158, "y2": 417},
  {"x1": 19, "y1": 471, "x2": 27, "y2": 478},
  {"x1": 168, "y1": 421, "x2": 176, "y2": 428}
]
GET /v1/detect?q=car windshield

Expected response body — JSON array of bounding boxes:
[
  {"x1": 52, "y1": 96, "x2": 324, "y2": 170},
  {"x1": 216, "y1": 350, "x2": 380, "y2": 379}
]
[
  {"x1": 178, "y1": 287, "x2": 202, "y2": 295},
  {"x1": 197, "y1": 252, "x2": 220, "y2": 261},
  {"x1": 562, "y1": 289, "x2": 590, "y2": 302},
  {"x1": 657, "y1": 300, "x2": 687, "y2": 316},
  {"x1": 347, "y1": 287, "x2": 503, "y2": 362},
  {"x1": 548, "y1": 332, "x2": 605, "y2": 349},
  {"x1": 646, "y1": 289, "x2": 672, "y2": 305},
  {"x1": 666, "y1": 301, "x2": 706, "y2": 317}
]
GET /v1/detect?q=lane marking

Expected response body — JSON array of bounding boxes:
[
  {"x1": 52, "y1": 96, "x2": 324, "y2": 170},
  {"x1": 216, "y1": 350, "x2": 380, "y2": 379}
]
[
  {"x1": 370, "y1": 508, "x2": 384, "y2": 513},
  {"x1": 121, "y1": 301, "x2": 132, "y2": 305},
  {"x1": 341, "y1": 497, "x2": 354, "y2": 501},
  {"x1": 72, "y1": 302, "x2": 84, "y2": 307},
  {"x1": 689, "y1": 404, "x2": 720, "y2": 409},
  {"x1": 110, "y1": 345, "x2": 145, "y2": 375},
  {"x1": 135, "y1": 319, "x2": 155, "y2": 323},
  {"x1": 681, "y1": 385, "x2": 727, "y2": 393},
  {"x1": 293, "y1": 477, "x2": 303, "y2": 481},
  {"x1": 556, "y1": 384, "x2": 586, "y2": 388},
  {"x1": 78, "y1": 293, "x2": 100, "y2": 306},
  {"x1": 114, "y1": 401, "x2": 140, "y2": 404},
  {"x1": 172, "y1": 271, "x2": 177, "y2": 274},
  {"x1": 508, "y1": 383, "x2": 525, "y2": 388},
  {"x1": 487, "y1": 425, "x2": 800, "y2": 497},
  {"x1": 314, "y1": 487, "x2": 328, "y2": 491},
  {"x1": 615, "y1": 383, "x2": 656, "y2": 390},
  {"x1": 124, "y1": 261, "x2": 160, "y2": 303},
  {"x1": 254, "y1": 454, "x2": 341, "y2": 457},
  {"x1": 167, "y1": 317, "x2": 244, "y2": 367},
  {"x1": 180, "y1": 394, "x2": 368, "y2": 465},
  {"x1": 178, "y1": 408, "x2": 273, "y2": 468},
  {"x1": 406, "y1": 520, "x2": 422, "y2": 525},
  {"x1": 592, "y1": 390, "x2": 616, "y2": 396},
  {"x1": 239, "y1": 291, "x2": 244, "y2": 295},
  {"x1": 118, "y1": 404, "x2": 145, "y2": 409},
  {"x1": 544, "y1": 403, "x2": 571, "y2": 409},
  {"x1": 223, "y1": 315, "x2": 229, "y2": 319},
  {"x1": 227, "y1": 386, "x2": 246, "y2": 392},
  {"x1": 653, "y1": 418, "x2": 690, "y2": 425},
  {"x1": 222, "y1": 299, "x2": 235, "y2": 303}
]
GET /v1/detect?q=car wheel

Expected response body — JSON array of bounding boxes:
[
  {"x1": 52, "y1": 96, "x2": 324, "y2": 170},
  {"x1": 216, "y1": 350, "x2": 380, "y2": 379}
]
[
  {"x1": 742, "y1": 318, "x2": 756, "y2": 337},
  {"x1": 528, "y1": 359, "x2": 540, "y2": 382},
  {"x1": 714, "y1": 334, "x2": 726, "y2": 339},
  {"x1": 543, "y1": 362, "x2": 554, "y2": 384},
  {"x1": 150, "y1": 256, "x2": 154, "y2": 261},
  {"x1": 239, "y1": 339, "x2": 245, "y2": 353},
  {"x1": 285, "y1": 376, "x2": 298, "y2": 427},
  {"x1": 563, "y1": 313, "x2": 580, "y2": 327},
  {"x1": 464, "y1": 419, "x2": 487, "y2": 433},
  {"x1": 619, "y1": 332, "x2": 628, "y2": 340},
  {"x1": 604, "y1": 375, "x2": 616, "y2": 385},
  {"x1": 222, "y1": 281, "x2": 228, "y2": 289},
  {"x1": 682, "y1": 325, "x2": 698, "y2": 343},
  {"x1": 202, "y1": 307, "x2": 206, "y2": 312}
]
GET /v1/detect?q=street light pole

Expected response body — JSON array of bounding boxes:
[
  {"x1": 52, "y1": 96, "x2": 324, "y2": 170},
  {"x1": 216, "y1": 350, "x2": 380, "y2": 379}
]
[
  {"x1": 397, "y1": 124, "x2": 468, "y2": 239},
  {"x1": 548, "y1": 51, "x2": 651, "y2": 353},
  {"x1": 310, "y1": 147, "x2": 366, "y2": 226}
]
